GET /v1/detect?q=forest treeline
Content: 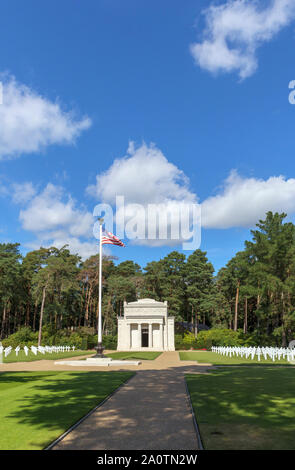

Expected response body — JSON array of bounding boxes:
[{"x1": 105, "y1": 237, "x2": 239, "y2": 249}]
[{"x1": 1, "y1": 212, "x2": 295, "y2": 346}]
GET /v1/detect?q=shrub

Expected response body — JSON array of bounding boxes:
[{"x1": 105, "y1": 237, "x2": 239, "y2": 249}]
[
  {"x1": 1, "y1": 327, "x2": 37, "y2": 348},
  {"x1": 194, "y1": 328, "x2": 280, "y2": 349},
  {"x1": 182, "y1": 332, "x2": 196, "y2": 345},
  {"x1": 175, "y1": 342, "x2": 193, "y2": 350},
  {"x1": 195, "y1": 329, "x2": 242, "y2": 349},
  {"x1": 75, "y1": 326, "x2": 96, "y2": 337},
  {"x1": 240, "y1": 329, "x2": 278, "y2": 347},
  {"x1": 2, "y1": 327, "x2": 85, "y2": 349},
  {"x1": 102, "y1": 335, "x2": 117, "y2": 350},
  {"x1": 87, "y1": 335, "x2": 97, "y2": 349},
  {"x1": 174, "y1": 334, "x2": 183, "y2": 343},
  {"x1": 175, "y1": 332, "x2": 198, "y2": 350},
  {"x1": 175, "y1": 329, "x2": 243, "y2": 350},
  {"x1": 81, "y1": 337, "x2": 88, "y2": 350},
  {"x1": 196, "y1": 336, "x2": 212, "y2": 350}
]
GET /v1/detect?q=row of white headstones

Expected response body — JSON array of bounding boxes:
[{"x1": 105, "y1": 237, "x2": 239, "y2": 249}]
[
  {"x1": 0, "y1": 345, "x2": 76, "y2": 358},
  {"x1": 211, "y1": 346, "x2": 295, "y2": 362}
]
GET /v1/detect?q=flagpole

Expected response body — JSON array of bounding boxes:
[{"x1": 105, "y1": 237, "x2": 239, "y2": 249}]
[{"x1": 95, "y1": 217, "x2": 104, "y2": 357}]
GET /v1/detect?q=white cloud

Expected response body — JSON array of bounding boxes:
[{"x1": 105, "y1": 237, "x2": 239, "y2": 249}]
[
  {"x1": 87, "y1": 141, "x2": 196, "y2": 205},
  {"x1": 19, "y1": 183, "x2": 93, "y2": 237},
  {"x1": 18, "y1": 183, "x2": 98, "y2": 259},
  {"x1": 12, "y1": 182, "x2": 37, "y2": 204},
  {"x1": 87, "y1": 142, "x2": 198, "y2": 247},
  {"x1": 202, "y1": 170, "x2": 295, "y2": 228},
  {"x1": 0, "y1": 75, "x2": 91, "y2": 159},
  {"x1": 0, "y1": 179, "x2": 9, "y2": 197},
  {"x1": 49, "y1": 237, "x2": 99, "y2": 259},
  {"x1": 190, "y1": 0, "x2": 295, "y2": 79},
  {"x1": 26, "y1": 236, "x2": 99, "y2": 260}
]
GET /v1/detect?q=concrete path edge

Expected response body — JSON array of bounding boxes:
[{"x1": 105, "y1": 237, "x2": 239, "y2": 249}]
[
  {"x1": 44, "y1": 373, "x2": 135, "y2": 451},
  {"x1": 184, "y1": 379, "x2": 204, "y2": 450}
]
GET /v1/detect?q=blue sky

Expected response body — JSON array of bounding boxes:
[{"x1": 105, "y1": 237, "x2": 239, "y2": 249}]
[{"x1": 0, "y1": 0, "x2": 295, "y2": 272}]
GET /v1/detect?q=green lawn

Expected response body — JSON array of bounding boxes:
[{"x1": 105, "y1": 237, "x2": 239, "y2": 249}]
[
  {"x1": 2, "y1": 349, "x2": 93, "y2": 363},
  {"x1": 186, "y1": 367, "x2": 295, "y2": 450},
  {"x1": 0, "y1": 370, "x2": 134, "y2": 450},
  {"x1": 106, "y1": 351, "x2": 162, "y2": 360},
  {"x1": 180, "y1": 350, "x2": 291, "y2": 365}
]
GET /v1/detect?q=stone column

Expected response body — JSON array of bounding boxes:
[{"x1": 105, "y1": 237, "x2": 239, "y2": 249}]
[
  {"x1": 163, "y1": 319, "x2": 168, "y2": 350},
  {"x1": 138, "y1": 323, "x2": 142, "y2": 349},
  {"x1": 159, "y1": 323, "x2": 163, "y2": 350},
  {"x1": 167, "y1": 317, "x2": 175, "y2": 351},
  {"x1": 127, "y1": 323, "x2": 131, "y2": 350},
  {"x1": 148, "y1": 323, "x2": 152, "y2": 348}
]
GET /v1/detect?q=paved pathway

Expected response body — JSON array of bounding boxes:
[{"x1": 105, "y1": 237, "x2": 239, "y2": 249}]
[
  {"x1": 0, "y1": 350, "x2": 211, "y2": 372},
  {"x1": 0, "y1": 351, "x2": 212, "y2": 450},
  {"x1": 52, "y1": 352, "x2": 201, "y2": 450}
]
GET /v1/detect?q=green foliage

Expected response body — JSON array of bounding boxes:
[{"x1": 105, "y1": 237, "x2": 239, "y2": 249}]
[
  {"x1": 2, "y1": 325, "x2": 119, "y2": 350},
  {"x1": 1, "y1": 211, "x2": 295, "y2": 347},
  {"x1": 175, "y1": 333, "x2": 198, "y2": 350},
  {"x1": 102, "y1": 335, "x2": 117, "y2": 350},
  {"x1": 81, "y1": 337, "x2": 88, "y2": 350},
  {"x1": 2, "y1": 327, "x2": 84, "y2": 349},
  {"x1": 115, "y1": 260, "x2": 141, "y2": 277},
  {"x1": 214, "y1": 212, "x2": 295, "y2": 345},
  {"x1": 182, "y1": 332, "x2": 196, "y2": 344},
  {"x1": 2, "y1": 327, "x2": 37, "y2": 348},
  {"x1": 175, "y1": 329, "x2": 244, "y2": 351},
  {"x1": 192, "y1": 328, "x2": 280, "y2": 349},
  {"x1": 240, "y1": 329, "x2": 278, "y2": 347},
  {"x1": 174, "y1": 334, "x2": 184, "y2": 349},
  {"x1": 186, "y1": 250, "x2": 215, "y2": 326},
  {"x1": 196, "y1": 329, "x2": 242, "y2": 348}
]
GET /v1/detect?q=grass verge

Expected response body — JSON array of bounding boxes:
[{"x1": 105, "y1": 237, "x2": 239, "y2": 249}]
[
  {"x1": 179, "y1": 350, "x2": 291, "y2": 365},
  {"x1": 106, "y1": 351, "x2": 162, "y2": 360},
  {"x1": 2, "y1": 349, "x2": 93, "y2": 363},
  {"x1": 186, "y1": 367, "x2": 295, "y2": 450},
  {"x1": 0, "y1": 370, "x2": 133, "y2": 450}
]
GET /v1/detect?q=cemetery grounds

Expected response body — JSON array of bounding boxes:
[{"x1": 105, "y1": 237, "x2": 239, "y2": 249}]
[
  {"x1": 1, "y1": 348, "x2": 295, "y2": 450},
  {"x1": 182, "y1": 351, "x2": 295, "y2": 450},
  {"x1": 0, "y1": 349, "x2": 160, "y2": 450},
  {"x1": 0, "y1": 370, "x2": 134, "y2": 450}
]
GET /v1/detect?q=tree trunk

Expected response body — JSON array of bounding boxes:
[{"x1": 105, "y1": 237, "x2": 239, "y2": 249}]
[
  {"x1": 243, "y1": 297, "x2": 248, "y2": 334},
  {"x1": 13, "y1": 308, "x2": 18, "y2": 333},
  {"x1": 282, "y1": 328, "x2": 287, "y2": 348},
  {"x1": 38, "y1": 285, "x2": 47, "y2": 347},
  {"x1": 257, "y1": 293, "x2": 261, "y2": 308},
  {"x1": 33, "y1": 300, "x2": 38, "y2": 332},
  {"x1": 25, "y1": 287, "x2": 31, "y2": 326},
  {"x1": 84, "y1": 286, "x2": 91, "y2": 327},
  {"x1": 195, "y1": 311, "x2": 198, "y2": 337},
  {"x1": 1, "y1": 304, "x2": 6, "y2": 339},
  {"x1": 234, "y1": 281, "x2": 240, "y2": 331},
  {"x1": 7, "y1": 308, "x2": 10, "y2": 336},
  {"x1": 281, "y1": 292, "x2": 287, "y2": 347}
]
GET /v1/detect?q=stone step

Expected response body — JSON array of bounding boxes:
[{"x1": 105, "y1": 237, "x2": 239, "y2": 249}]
[{"x1": 54, "y1": 359, "x2": 141, "y2": 367}]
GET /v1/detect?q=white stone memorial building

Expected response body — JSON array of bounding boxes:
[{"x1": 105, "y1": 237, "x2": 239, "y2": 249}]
[{"x1": 117, "y1": 298, "x2": 175, "y2": 351}]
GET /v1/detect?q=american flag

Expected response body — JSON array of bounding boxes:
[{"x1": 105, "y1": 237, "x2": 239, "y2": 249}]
[{"x1": 101, "y1": 230, "x2": 125, "y2": 247}]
